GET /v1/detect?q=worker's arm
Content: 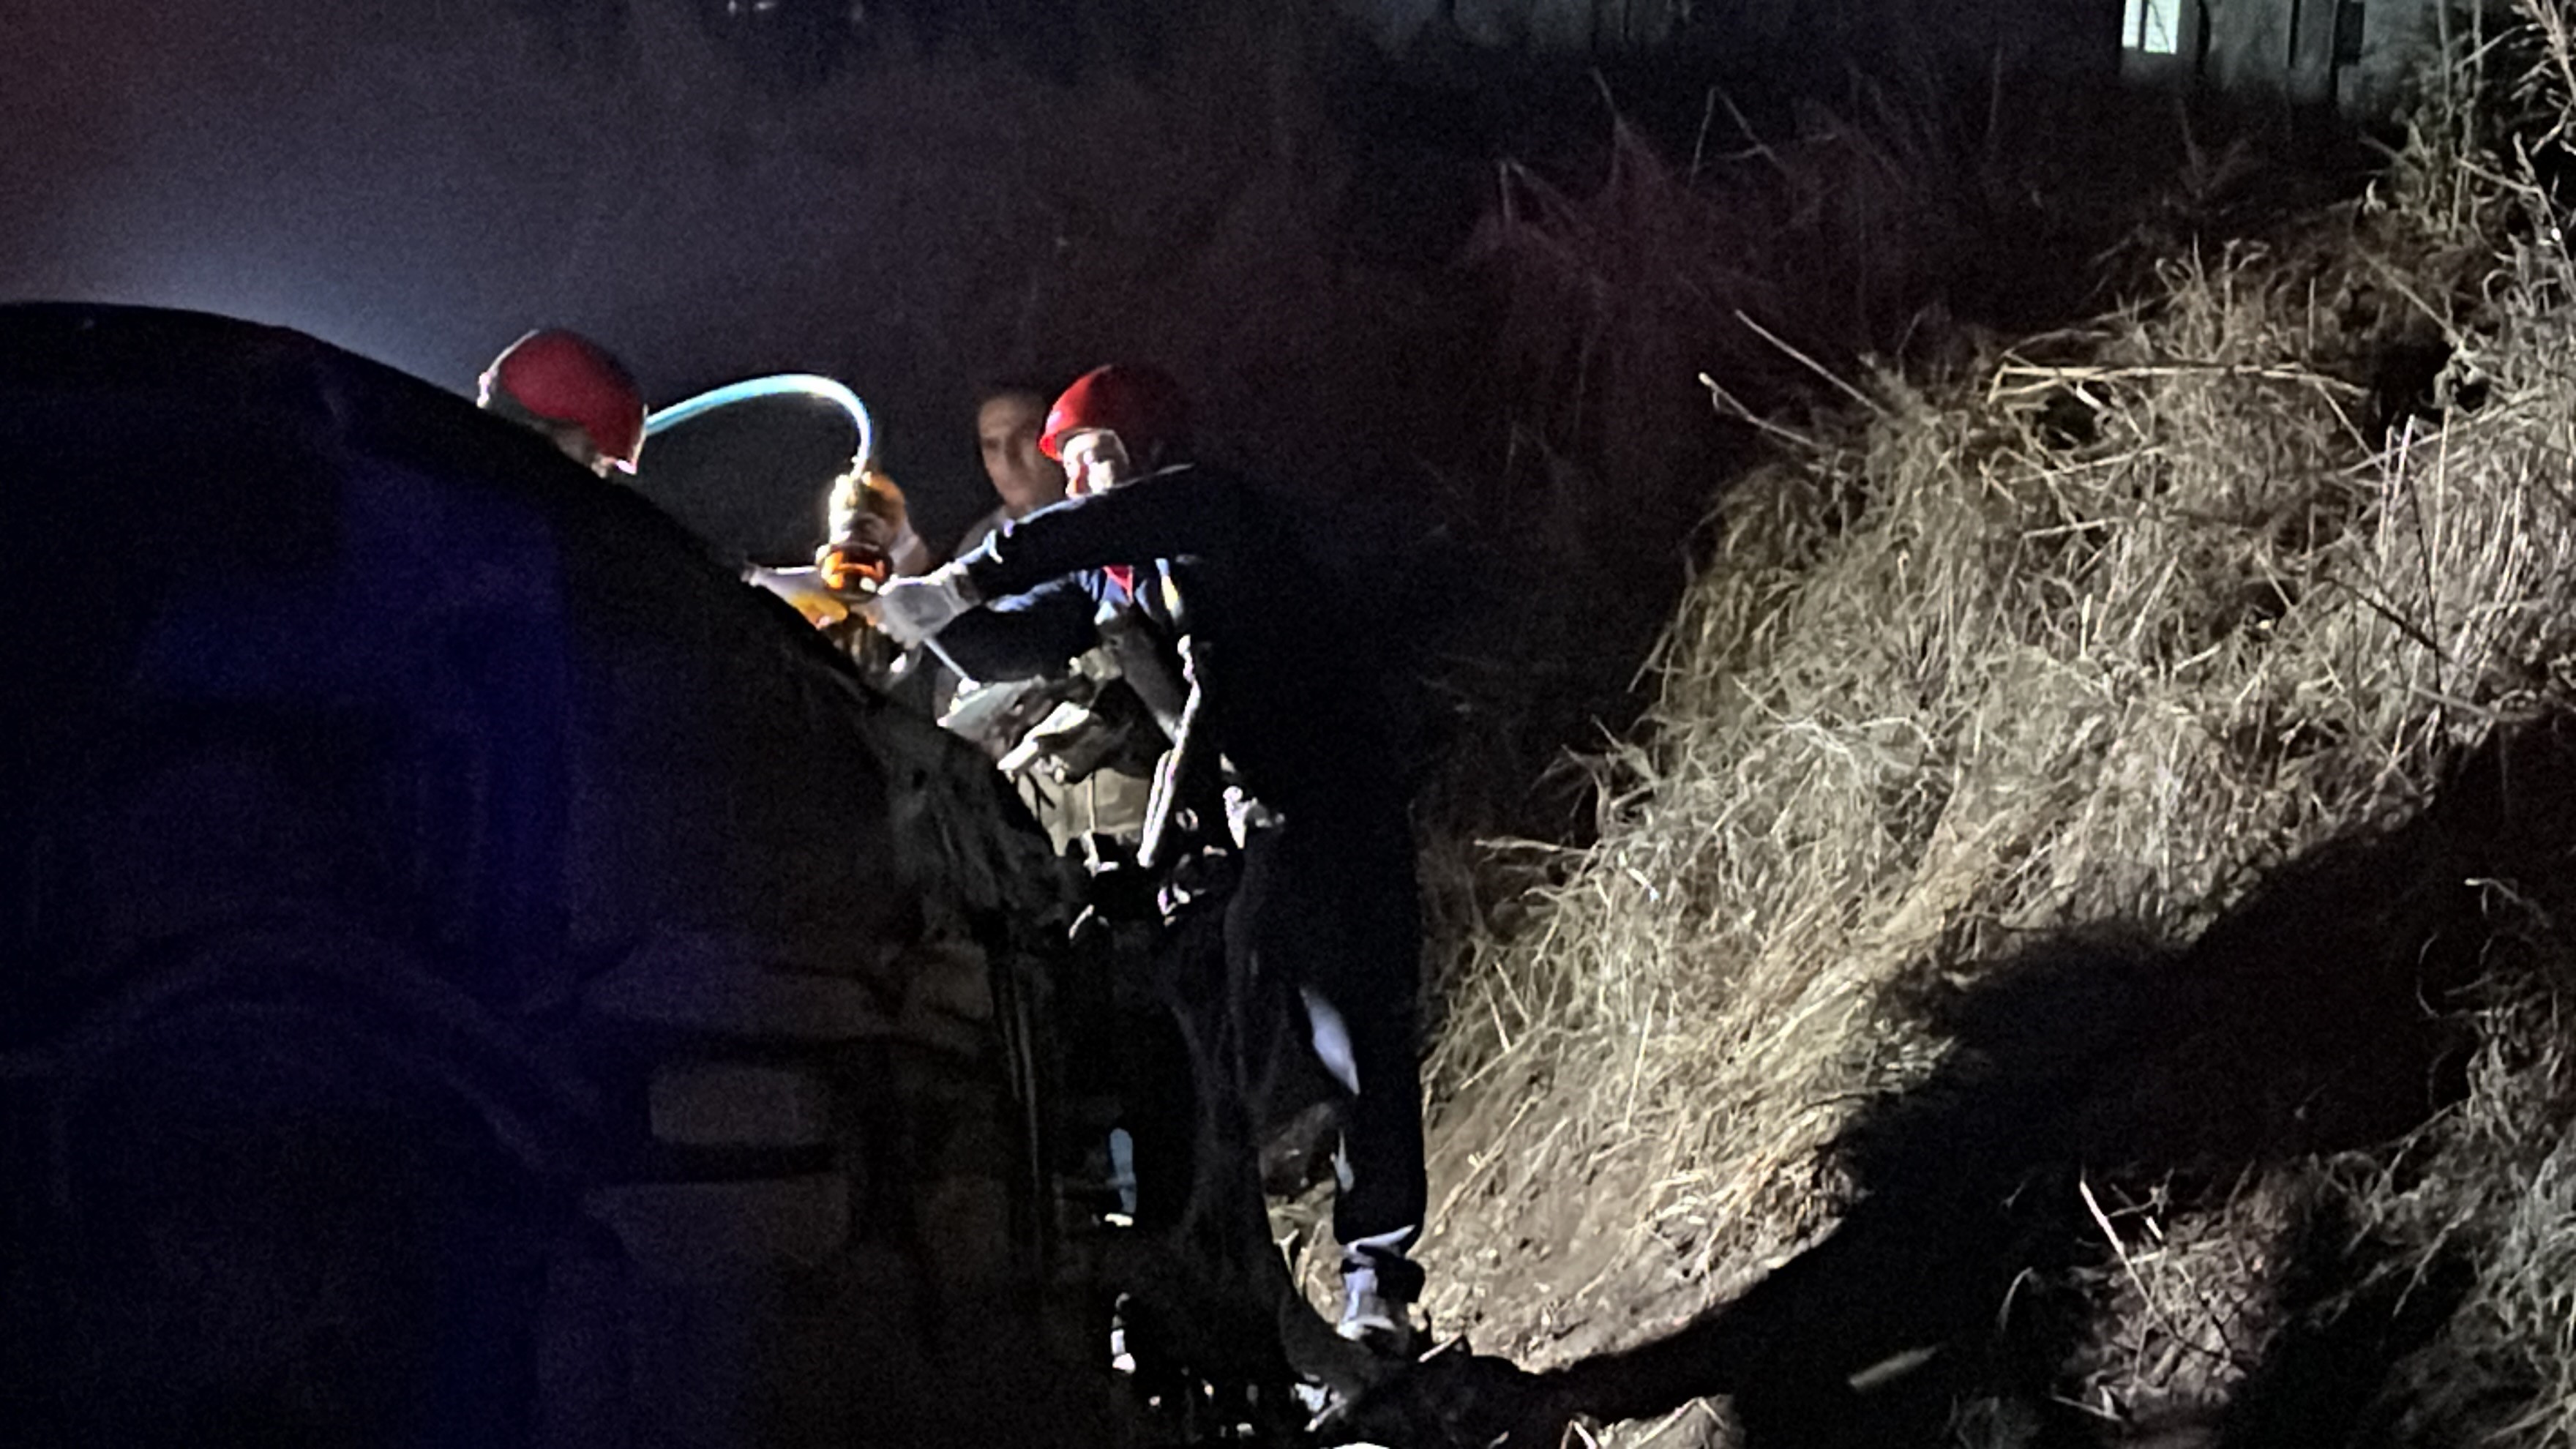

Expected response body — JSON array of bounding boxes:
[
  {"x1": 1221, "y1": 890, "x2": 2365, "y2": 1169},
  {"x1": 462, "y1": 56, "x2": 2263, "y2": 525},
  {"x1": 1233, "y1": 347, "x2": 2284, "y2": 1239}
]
[
  {"x1": 961, "y1": 466, "x2": 1251, "y2": 599},
  {"x1": 933, "y1": 575, "x2": 1102, "y2": 681}
]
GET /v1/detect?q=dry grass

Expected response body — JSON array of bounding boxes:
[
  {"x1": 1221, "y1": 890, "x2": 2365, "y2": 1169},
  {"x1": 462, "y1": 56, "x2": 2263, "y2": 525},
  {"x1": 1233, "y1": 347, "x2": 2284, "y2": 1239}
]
[
  {"x1": 1409, "y1": 58, "x2": 2151, "y2": 866},
  {"x1": 1418, "y1": 5, "x2": 2576, "y2": 1441}
]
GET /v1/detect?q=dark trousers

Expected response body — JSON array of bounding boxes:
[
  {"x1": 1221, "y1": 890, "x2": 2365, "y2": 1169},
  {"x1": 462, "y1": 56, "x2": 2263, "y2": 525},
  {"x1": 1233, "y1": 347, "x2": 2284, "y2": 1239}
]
[{"x1": 1226, "y1": 796, "x2": 1426, "y2": 1301}]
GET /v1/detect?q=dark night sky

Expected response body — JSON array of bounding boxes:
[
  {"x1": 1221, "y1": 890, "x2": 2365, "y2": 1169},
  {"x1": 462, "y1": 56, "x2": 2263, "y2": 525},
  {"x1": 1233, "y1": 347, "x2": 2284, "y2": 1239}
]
[
  {"x1": 10, "y1": 4, "x2": 697, "y2": 387},
  {"x1": 2, "y1": 0, "x2": 1128, "y2": 553},
  {"x1": 3, "y1": 0, "x2": 2134, "y2": 555}
]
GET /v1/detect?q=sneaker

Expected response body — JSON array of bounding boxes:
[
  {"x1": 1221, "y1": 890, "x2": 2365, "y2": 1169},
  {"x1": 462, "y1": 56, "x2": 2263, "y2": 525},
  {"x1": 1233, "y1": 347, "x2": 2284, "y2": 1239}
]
[{"x1": 1336, "y1": 1266, "x2": 1418, "y2": 1358}]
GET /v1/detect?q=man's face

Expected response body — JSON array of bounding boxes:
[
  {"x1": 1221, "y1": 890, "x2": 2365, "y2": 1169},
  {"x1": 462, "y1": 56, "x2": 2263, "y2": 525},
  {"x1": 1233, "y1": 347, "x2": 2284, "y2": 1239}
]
[
  {"x1": 977, "y1": 394, "x2": 1066, "y2": 515},
  {"x1": 1058, "y1": 429, "x2": 1131, "y2": 498}
]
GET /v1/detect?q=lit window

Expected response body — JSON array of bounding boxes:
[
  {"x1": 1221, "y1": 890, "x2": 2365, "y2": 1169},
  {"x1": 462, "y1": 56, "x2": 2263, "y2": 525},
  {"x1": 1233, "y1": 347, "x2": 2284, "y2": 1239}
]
[{"x1": 2124, "y1": 0, "x2": 2181, "y2": 54}]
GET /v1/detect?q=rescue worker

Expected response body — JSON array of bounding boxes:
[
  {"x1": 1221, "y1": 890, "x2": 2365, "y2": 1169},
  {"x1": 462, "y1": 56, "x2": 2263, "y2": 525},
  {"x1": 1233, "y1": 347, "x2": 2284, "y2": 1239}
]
[
  {"x1": 935, "y1": 378, "x2": 1156, "y2": 845},
  {"x1": 875, "y1": 364, "x2": 1430, "y2": 1354},
  {"x1": 475, "y1": 327, "x2": 647, "y2": 478},
  {"x1": 954, "y1": 381, "x2": 1070, "y2": 558}
]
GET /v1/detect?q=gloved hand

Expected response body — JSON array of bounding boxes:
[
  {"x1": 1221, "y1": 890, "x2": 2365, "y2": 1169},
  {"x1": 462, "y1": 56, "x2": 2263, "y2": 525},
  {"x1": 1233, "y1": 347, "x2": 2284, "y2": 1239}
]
[{"x1": 874, "y1": 561, "x2": 981, "y2": 647}]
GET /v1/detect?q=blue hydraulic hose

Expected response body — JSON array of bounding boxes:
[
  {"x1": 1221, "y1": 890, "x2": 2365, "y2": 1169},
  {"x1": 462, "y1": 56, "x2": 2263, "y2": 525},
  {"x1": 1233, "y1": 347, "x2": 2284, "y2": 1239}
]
[
  {"x1": 643, "y1": 372, "x2": 875, "y2": 471},
  {"x1": 648, "y1": 371, "x2": 967, "y2": 676}
]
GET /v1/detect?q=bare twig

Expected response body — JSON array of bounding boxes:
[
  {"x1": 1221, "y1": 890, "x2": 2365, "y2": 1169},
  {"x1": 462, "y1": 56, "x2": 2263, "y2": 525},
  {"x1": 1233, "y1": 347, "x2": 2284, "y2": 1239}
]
[
  {"x1": 1988, "y1": 362, "x2": 2366, "y2": 402},
  {"x1": 2082, "y1": 1176, "x2": 2187, "y2": 1363},
  {"x1": 1701, "y1": 371, "x2": 1824, "y2": 451},
  {"x1": 1732, "y1": 309, "x2": 1890, "y2": 418}
]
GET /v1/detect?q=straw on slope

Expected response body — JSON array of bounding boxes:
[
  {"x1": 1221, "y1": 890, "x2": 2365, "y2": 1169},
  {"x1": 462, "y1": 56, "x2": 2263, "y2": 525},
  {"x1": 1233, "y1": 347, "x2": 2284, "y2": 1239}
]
[{"x1": 1420, "y1": 10, "x2": 2576, "y2": 1439}]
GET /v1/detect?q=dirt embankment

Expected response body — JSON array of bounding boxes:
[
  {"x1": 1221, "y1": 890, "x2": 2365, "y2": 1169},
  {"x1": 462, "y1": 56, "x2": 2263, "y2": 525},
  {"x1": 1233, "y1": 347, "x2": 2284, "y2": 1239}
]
[{"x1": 1404, "y1": 6, "x2": 2576, "y2": 1443}]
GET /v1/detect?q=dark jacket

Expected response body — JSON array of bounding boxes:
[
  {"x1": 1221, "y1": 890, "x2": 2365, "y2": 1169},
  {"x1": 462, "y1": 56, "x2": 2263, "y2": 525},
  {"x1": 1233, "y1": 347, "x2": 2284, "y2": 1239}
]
[{"x1": 937, "y1": 463, "x2": 1397, "y2": 815}]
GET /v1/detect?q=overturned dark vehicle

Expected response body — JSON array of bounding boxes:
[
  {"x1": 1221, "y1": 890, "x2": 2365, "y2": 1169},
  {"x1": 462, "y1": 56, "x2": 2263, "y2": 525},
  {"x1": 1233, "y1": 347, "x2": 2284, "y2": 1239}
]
[{"x1": 0, "y1": 305, "x2": 1107, "y2": 1447}]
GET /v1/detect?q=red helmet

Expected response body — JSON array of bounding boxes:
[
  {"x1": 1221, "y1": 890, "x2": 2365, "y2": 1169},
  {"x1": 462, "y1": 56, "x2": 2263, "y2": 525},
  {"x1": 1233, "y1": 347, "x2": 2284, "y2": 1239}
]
[
  {"x1": 479, "y1": 329, "x2": 647, "y2": 473},
  {"x1": 1039, "y1": 363, "x2": 1191, "y2": 463}
]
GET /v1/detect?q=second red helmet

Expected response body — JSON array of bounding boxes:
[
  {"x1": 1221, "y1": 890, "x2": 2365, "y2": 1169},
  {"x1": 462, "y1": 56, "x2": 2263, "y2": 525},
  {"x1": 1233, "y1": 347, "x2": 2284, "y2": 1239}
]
[
  {"x1": 1039, "y1": 363, "x2": 1191, "y2": 464},
  {"x1": 479, "y1": 328, "x2": 648, "y2": 473}
]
